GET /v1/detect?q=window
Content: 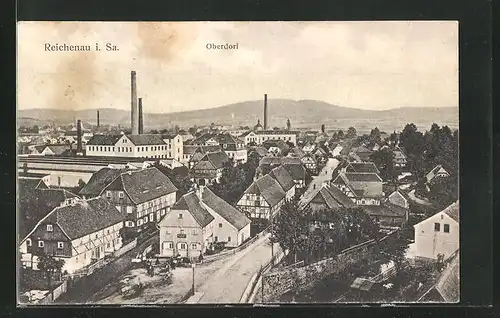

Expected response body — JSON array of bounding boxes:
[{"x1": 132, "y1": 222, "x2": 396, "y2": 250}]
[
  {"x1": 434, "y1": 222, "x2": 440, "y2": 232},
  {"x1": 214, "y1": 236, "x2": 218, "y2": 242},
  {"x1": 228, "y1": 236, "x2": 231, "y2": 242},
  {"x1": 149, "y1": 214, "x2": 154, "y2": 222},
  {"x1": 126, "y1": 206, "x2": 133, "y2": 214},
  {"x1": 125, "y1": 221, "x2": 134, "y2": 227},
  {"x1": 444, "y1": 224, "x2": 450, "y2": 233},
  {"x1": 219, "y1": 223, "x2": 222, "y2": 228},
  {"x1": 106, "y1": 242, "x2": 110, "y2": 248},
  {"x1": 180, "y1": 243, "x2": 187, "y2": 250},
  {"x1": 38, "y1": 240, "x2": 44, "y2": 247},
  {"x1": 107, "y1": 229, "x2": 110, "y2": 235},
  {"x1": 57, "y1": 242, "x2": 64, "y2": 249},
  {"x1": 192, "y1": 229, "x2": 197, "y2": 235},
  {"x1": 178, "y1": 213, "x2": 183, "y2": 219},
  {"x1": 119, "y1": 191, "x2": 124, "y2": 198},
  {"x1": 106, "y1": 191, "x2": 112, "y2": 198},
  {"x1": 26, "y1": 239, "x2": 31, "y2": 247},
  {"x1": 191, "y1": 243, "x2": 197, "y2": 250},
  {"x1": 137, "y1": 219, "x2": 143, "y2": 226},
  {"x1": 46, "y1": 224, "x2": 53, "y2": 232}
]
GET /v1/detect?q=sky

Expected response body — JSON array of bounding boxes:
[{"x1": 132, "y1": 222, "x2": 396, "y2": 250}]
[{"x1": 17, "y1": 21, "x2": 458, "y2": 113}]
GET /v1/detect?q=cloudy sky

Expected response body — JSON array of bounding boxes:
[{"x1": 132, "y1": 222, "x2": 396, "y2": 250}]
[{"x1": 17, "y1": 21, "x2": 458, "y2": 113}]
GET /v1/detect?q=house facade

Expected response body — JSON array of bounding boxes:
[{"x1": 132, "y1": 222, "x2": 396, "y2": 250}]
[
  {"x1": 393, "y1": 146, "x2": 408, "y2": 168},
  {"x1": 236, "y1": 174, "x2": 286, "y2": 221},
  {"x1": 191, "y1": 151, "x2": 229, "y2": 186},
  {"x1": 240, "y1": 130, "x2": 298, "y2": 146},
  {"x1": 301, "y1": 153, "x2": 319, "y2": 175},
  {"x1": 331, "y1": 172, "x2": 384, "y2": 206},
  {"x1": 158, "y1": 192, "x2": 214, "y2": 260},
  {"x1": 161, "y1": 133, "x2": 184, "y2": 162},
  {"x1": 86, "y1": 134, "x2": 169, "y2": 159},
  {"x1": 426, "y1": 165, "x2": 450, "y2": 184},
  {"x1": 413, "y1": 201, "x2": 459, "y2": 261},
  {"x1": 268, "y1": 165, "x2": 296, "y2": 200},
  {"x1": 19, "y1": 197, "x2": 124, "y2": 274},
  {"x1": 99, "y1": 167, "x2": 178, "y2": 234}
]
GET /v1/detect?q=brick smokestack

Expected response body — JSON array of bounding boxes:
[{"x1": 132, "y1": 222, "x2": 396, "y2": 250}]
[
  {"x1": 263, "y1": 94, "x2": 268, "y2": 130},
  {"x1": 138, "y1": 98, "x2": 143, "y2": 134},
  {"x1": 97, "y1": 110, "x2": 100, "y2": 127},
  {"x1": 131, "y1": 71, "x2": 139, "y2": 135},
  {"x1": 76, "y1": 119, "x2": 83, "y2": 153}
]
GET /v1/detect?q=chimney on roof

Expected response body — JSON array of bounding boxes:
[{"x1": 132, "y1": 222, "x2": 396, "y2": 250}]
[
  {"x1": 97, "y1": 110, "x2": 100, "y2": 127},
  {"x1": 263, "y1": 94, "x2": 268, "y2": 130},
  {"x1": 138, "y1": 98, "x2": 143, "y2": 134},
  {"x1": 76, "y1": 119, "x2": 83, "y2": 153},
  {"x1": 131, "y1": 71, "x2": 139, "y2": 135}
]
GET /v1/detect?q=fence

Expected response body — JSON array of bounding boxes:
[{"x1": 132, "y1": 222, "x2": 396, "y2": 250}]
[
  {"x1": 35, "y1": 279, "x2": 68, "y2": 304},
  {"x1": 115, "y1": 238, "x2": 138, "y2": 258},
  {"x1": 202, "y1": 227, "x2": 270, "y2": 264},
  {"x1": 260, "y1": 230, "x2": 399, "y2": 302}
]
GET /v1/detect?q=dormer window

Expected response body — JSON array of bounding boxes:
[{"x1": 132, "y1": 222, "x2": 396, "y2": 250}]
[
  {"x1": 178, "y1": 213, "x2": 183, "y2": 219},
  {"x1": 46, "y1": 224, "x2": 53, "y2": 232},
  {"x1": 38, "y1": 241, "x2": 44, "y2": 248},
  {"x1": 119, "y1": 191, "x2": 124, "y2": 198},
  {"x1": 106, "y1": 191, "x2": 112, "y2": 198}
]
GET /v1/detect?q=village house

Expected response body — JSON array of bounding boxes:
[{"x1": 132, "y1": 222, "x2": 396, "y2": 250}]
[
  {"x1": 201, "y1": 187, "x2": 251, "y2": 247},
  {"x1": 386, "y1": 190, "x2": 410, "y2": 209},
  {"x1": 190, "y1": 151, "x2": 230, "y2": 186},
  {"x1": 312, "y1": 146, "x2": 329, "y2": 165},
  {"x1": 248, "y1": 146, "x2": 269, "y2": 158},
  {"x1": 239, "y1": 130, "x2": 298, "y2": 146},
  {"x1": 268, "y1": 165, "x2": 296, "y2": 200},
  {"x1": 80, "y1": 167, "x2": 178, "y2": 235},
  {"x1": 19, "y1": 197, "x2": 124, "y2": 274},
  {"x1": 183, "y1": 145, "x2": 222, "y2": 167},
  {"x1": 344, "y1": 161, "x2": 380, "y2": 174},
  {"x1": 191, "y1": 133, "x2": 247, "y2": 164},
  {"x1": 302, "y1": 142, "x2": 316, "y2": 154},
  {"x1": 331, "y1": 172, "x2": 384, "y2": 206},
  {"x1": 158, "y1": 191, "x2": 214, "y2": 261},
  {"x1": 30, "y1": 144, "x2": 74, "y2": 156},
  {"x1": 282, "y1": 163, "x2": 307, "y2": 190},
  {"x1": 350, "y1": 146, "x2": 373, "y2": 162},
  {"x1": 301, "y1": 153, "x2": 319, "y2": 175},
  {"x1": 161, "y1": 133, "x2": 184, "y2": 163},
  {"x1": 393, "y1": 146, "x2": 408, "y2": 168},
  {"x1": 262, "y1": 139, "x2": 290, "y2": 157},
  {"x1": 412, "y1": 201, "x2": 459, "y2": 262},
  {"x1": 288, "y1": 147, "x2": 306, "y2": 159},
  {"x1": 363, "y1": 202, "x2": 409, "y2": 230},
  {"x1": 425, "y1": 165, "x2": 450, "y2": 185},
  {"x1": 418, "y1": 251, "x2": 459, "y2": 303},
  {"x1": 300, "y1": 183, "x2": 355, "y2": 213},
  {"x1": 86, "y1": 134, "x2": 170, "y2": 159},
  {"x1": 236, "y1": 174, "x2": 286, "y2": 223}
]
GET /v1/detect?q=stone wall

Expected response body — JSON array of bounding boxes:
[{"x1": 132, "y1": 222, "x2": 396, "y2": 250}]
[{"x1": 261, "y1": 231, "x2": 398, "y2": 302}]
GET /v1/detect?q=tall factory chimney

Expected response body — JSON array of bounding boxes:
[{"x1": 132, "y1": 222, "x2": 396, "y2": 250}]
[
  {"x1": 138, "y1": 98, "x2": 143, "y2": 134},
  {"x1": 131, "y1": 71, "x2": 139, "y2": 135},
  {"x1": 97, "y1": 110, "x2": 100, "y2": 127},
  {"x1": 76, "y1": 119, "x2": 83, "y2": 153},
  {"x1": 263, "y1": 94, "x2": 268, "y2": 130}
]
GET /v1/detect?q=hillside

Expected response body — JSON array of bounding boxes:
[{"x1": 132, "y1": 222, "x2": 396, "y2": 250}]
[{"x1": 18, "y1": 99, "x2": 458, "y2": 133}]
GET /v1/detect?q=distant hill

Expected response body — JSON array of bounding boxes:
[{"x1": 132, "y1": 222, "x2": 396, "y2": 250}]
[{"x1": 18, "y1": 99, "x2": 458, "y2": 133}]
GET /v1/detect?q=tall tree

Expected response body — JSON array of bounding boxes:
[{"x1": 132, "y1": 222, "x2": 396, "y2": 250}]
[
  {"x1": 337, "y1": 130, "x2": 345, "y2": 139},
  {"x1": 369, "y1": 127, "x2": 381, "y2": 144},
  {"x1": 370, "y1": 148, "x2": 396, "y2": 183},
  {"x1": 321, "y1": 124, "x2": 325, "y2": 133},
  {"x1": 342, "y1": 207, "x2": 380, "y2": 245},
  {"x1": 346, "y1": 127, "x2": 357, "y2": 139},
  {"x1": 38, "y1": 253, "x2": 64, "y2": 299}
]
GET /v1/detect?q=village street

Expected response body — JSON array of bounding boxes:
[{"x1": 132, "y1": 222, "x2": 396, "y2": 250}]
[
  {"x1": 301, "y1": 157, "x2": 340, "y2": 203},
  {"x1": 92, "y1": 232, "x2": 278, "y2": 304}
]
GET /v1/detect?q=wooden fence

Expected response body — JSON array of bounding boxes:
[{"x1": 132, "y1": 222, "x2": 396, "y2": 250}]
[
  {"x1": 35, "y1": 279, "x2": 68, "y2": 304},
  {"x1": 114, "y1": 238, "x2": 138, "y2": 258}
]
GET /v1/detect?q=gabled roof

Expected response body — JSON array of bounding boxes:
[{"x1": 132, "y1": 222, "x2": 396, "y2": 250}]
[
  {"x1": 281, "y1": 156, "x2": 302, "y2": 165},
  {"x1": 239, "y1": 131, "x2": 253, "y2": 138},
  {"x1": 126, "y1": 134, "x2": 166, "y2": 146},
  {"x1": 53, "y1": 197, "x2": 124, "y2": 239},
  {"x1": 193, "y1": 151, "x2": 229, "y2": 170},
  {"x1": 86, "y1": 134, "x2": 122, "y2": 146},
  {"x1": 269, "y1": 166, "x2": 295, "y2": 192},
  {"x1": 283, "y1": 164, "x2": 307, "y2": 181},
  {"x1": 426, "y1": 165, "x2": 450, "y2": 182},
  {"x1": 45, "y1": 145, "x2": 72, "y2": 155},
  {"x1": 255, "y1": 130, "x2": 299, "y2": 135},
  {"x1": 259, "y1": 156, "x2": 282, "y2": 166},
  {"x1": 434, "y1": 252, "x2": 460, "y2": 302},
  {"x1": 172, "y1": 192, "x2": 214, "y2": 228},
  {"x1": 18, "y1": 178, "x2": 48, "y2": 196},
  {"x1": 161, "y1": 133, "x2": 180, "y2": 140},
  {"x1": 346, "y1": 162, "x2": 380, "y2": 174},
  {"x1": 104, "y1": 167, "x2": 177, "y2": 204},
  {"x1": 342, "y1": 172, "x2": 383, "y2": 182},
  {"x1": 19, "y1": 189, "x2": 80, "y2": 239},
  {"x1": 363, "y1": 203, "x2": 407, "y2": 218},
  {"x1": 442, "y1": 201, "x2": 459, "y2": 223},
  {"x1": 215, "y1": 133, "x2": 243, "y2": 145},
  {"x1": 353, "y1": 146, "x2": 372, "y2": 154},
  {"x1": 289, "y1": 147, "x2": 306, "y2": 158},
  {"x1": 192, "y1": 133, "x2": 215, "y2": 145},
  {"x1": 183, "y1": 145, "x2": 200, "y2": 155},
  {"x1": 79, "y1": 167, "x2": 129, "y2": 196},
  {"x1": 202, "y1": 187, "x2": 250, "y2": 230},
  {"x1": 327, "y1": 184, "x2": 357, "y2": 208},
  {"x1": 252, "y1": 146, "x2": 269, "y2": 157},
  {"x1": 244, "y1": 174, "x2": 286, "y2": 207}
]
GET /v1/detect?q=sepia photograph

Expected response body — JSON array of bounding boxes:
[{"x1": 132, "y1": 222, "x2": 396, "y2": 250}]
[{"x1": 17, "y1": 21, "x2": 459, "y2": 305}]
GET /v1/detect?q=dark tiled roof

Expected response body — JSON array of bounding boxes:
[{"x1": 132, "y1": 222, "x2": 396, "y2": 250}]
[
  {"x1": 202, "y1": 187, "x2": 250, "y2": 230},
  {"x1": 79, "y1": 167, "x2": 128, "y2": 196},
  {"x1": 246, "y1": 174, "x2": 286, "y2": 207},
  {"x1": 269, "y1": 166, "x2": 295, "y2": 192},
  {"x1": 215, "y1": 133, "x2": 242, "y2": 145},
  {"x1": 193, "y1": 151, "x2": 229, "y2": 170},
  {"x1": 363, "y1": 203, "x2": 407, "y2": 218},
  {"x1": 86, "y1": 134, "x2": 122, "y2": 145},
  {"x1": 281, "y1": 156, "x2": 302, "y2": 165},
  {"x1": 192, "y1": 133, "x2": 215, "y2": 145},
  {"x1": 289, "y1": 147, "x2": 306, "y2": 158},
  {"x1": 347, "y1": 162, "x2": 380, "y2": 173},
  {"x1": 54, "y1": 197, "x2": 124, "y2": 239},
  {"x1": 343, "y1": 172, "x2": 382, "y2": 182},
  {"x1": 442, "y1": 201, "x2": 459, "y2": 223},
  {"x1": 283, "y1": 164, "x2": 306, "y2": 180},
  {"x1": 435, "y1": 252, "x2": 460, "y2": 302},
  {"x1": 259, "y1": 156, "x2": 281, "y2": 166},
  {"x1": 108, "y1": 167, "x2": 178, "y2": 204},
  {"x1": 251, "y1": 146, "x2": 268, "y2": 157},
  {"x1": 354, "y1": 146, "x2": 372, "y2": 154},
  {"x1": 172, "y1": 192, "x2": 214, "y2": 227},
  {"x1": 161, "y1": 133, "x2": 180, "y2": 139},
  {"x1": 197, "y1": 145, "x2": 223, "y2": 153},
  {"x1": 46, "y1": 145, "x2": 72, "y2": 155},
  {"x1": 18, "y1": 178, "x2": 47, "y2": 196},
  {"x1": 327, "y1": 185, "x2": 356, "y2": 208},
  {"x1": 18, "y1": 189, "x2": 80, "y2": 239},
  {"x1": 183, "y1": 145, "x2": 200, "y2": 155},
  {"x1": 127, "y1": 134, "x2": 166, "y2": 146}
]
